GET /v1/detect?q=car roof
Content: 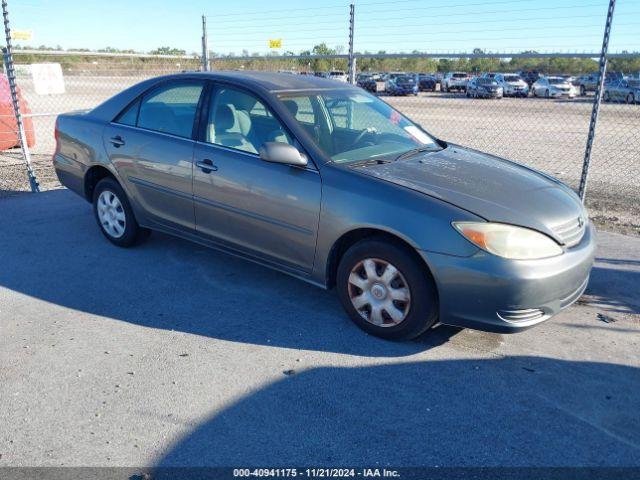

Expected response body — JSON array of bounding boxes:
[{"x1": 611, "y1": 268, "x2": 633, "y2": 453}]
[
  {"x1": 89, "y1": 71, "x2": 359, "y2": 122},
  {"x1": 165, "y1": 71, "x2": 360, "y2": 93}
]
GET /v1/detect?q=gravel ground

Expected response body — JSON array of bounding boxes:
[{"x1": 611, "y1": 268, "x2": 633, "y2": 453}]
[{"x1": 1, "y1": 190, "x2": 639, "y2": 476}]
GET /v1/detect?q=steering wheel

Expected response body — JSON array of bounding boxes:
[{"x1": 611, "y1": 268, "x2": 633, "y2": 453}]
[{"x1": 350, "y1": 127, "x2": 378, "y2": 148}]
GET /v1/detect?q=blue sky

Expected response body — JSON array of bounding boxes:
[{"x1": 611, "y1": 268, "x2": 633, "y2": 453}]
[{"x1": 11, "y1": 0, "x2": 640, "y2": 55}]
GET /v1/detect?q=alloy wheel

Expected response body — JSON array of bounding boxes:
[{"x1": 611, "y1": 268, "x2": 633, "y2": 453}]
[
  {"x1": 97, "y1": 190, "x2": 126, "y2": 238},
  {"x1": 347, "y1": 258, "x2": 411, "y2": 327}
]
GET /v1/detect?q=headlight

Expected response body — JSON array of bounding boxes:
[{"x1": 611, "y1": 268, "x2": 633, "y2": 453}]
[{"x1": 452, "y1": 222, "x2": 563, "y2": 259}]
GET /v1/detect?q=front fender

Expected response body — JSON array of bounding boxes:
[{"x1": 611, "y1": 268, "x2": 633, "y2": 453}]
[{"x1": 310, "y1": 165, "x2": 481, "y2": 286}]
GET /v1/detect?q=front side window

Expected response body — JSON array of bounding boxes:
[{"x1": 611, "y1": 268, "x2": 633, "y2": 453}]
[
  {"x1": 136, "y1": 82, "x2": 204, "y2": 138},
  {"x1": 279, "y1": 90, "x2": 439, "y2": 164},
  {"x1": 205, "y1": 86, "x2": 292, "y2": 154}
]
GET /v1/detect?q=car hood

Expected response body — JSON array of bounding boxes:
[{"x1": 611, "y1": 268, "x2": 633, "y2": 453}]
[{"x1": 351, "y1": 145, "x2": 585, "y2": 243}]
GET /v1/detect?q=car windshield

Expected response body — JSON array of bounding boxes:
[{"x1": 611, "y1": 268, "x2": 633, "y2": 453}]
[
  {"x1": 477, "y1": 78, "x2": 496, "y2": 85},
  {"x1": 504, "y1": 75, "x2": 522, "y2": 82},
  {"x1": 279, "y1": 90, "x2": 439, "y2": 164},
  {"x1": 452, "y1": 73, "x2": 467, "y2": 78},
  {"x1": 548, "y1": 78, "x2": 566, "y2": 85},
  {"x1": 397, "y1": 76, "x2": 415, "y2": 82}
]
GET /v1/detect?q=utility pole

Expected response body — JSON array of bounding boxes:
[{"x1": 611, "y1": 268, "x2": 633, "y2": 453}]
[
  {"x1": 348, "y1": 4, "x2": 356, "y2": 84},
  {"x1": 579, "y1": 0, "x2": 616, "y2": 201},
  {"x1": 2, "y1": 0, "x2": 39, "y2": 192},
  {"x1": 201, "y1": 15, "x2": 210, "y2": 71}
]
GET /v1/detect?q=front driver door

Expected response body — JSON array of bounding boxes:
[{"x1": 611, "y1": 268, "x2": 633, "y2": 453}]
[{"x1": 192, "y1": 84, "x2": 321, "y2": 274}]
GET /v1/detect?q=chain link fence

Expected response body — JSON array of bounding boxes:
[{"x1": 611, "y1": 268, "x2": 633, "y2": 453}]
[
  {"x1": 0, "y1": 51, "x2": 201, "y2": 194},
  {"x1": 0, "y1": 0, "x2": 638, "y2": 232}
]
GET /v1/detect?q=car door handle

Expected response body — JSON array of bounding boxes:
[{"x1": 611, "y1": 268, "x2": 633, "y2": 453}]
[
  {"x1": 109, "y1": 135, "x2": 125, "y2": 147},
  {"x1": 196, "y1": 159, "x2": 218, "y2": 173}
]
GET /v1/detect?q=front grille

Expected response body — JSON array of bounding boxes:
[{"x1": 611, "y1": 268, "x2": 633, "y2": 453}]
[{"x1": 551, "y1": 216, "x2": 586, "y2": 247}]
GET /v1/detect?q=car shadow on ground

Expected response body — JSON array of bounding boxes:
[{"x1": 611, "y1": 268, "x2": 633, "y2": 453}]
[
  {"x1": 584, "y1": 262, "x2": 640, "y2": 315},
  {"x1": 0, "y1": 189, "x2": 463, "y2": 358},
  {"x1": 142, "y1": 356, "x2": 640, "y2": 472}
]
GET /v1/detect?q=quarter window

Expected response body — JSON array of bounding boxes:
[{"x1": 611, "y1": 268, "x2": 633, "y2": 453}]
[
  {"x1": 115, "y1": 100, "x2": 139, "y2": 127},
  {"x1": 136, "y1": 83, "x2": 204, "y2": 138}
]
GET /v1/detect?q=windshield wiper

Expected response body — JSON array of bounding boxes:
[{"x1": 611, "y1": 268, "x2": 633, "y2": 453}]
[{"x1": 394, "y1": 145, "x2": 441, "y2": 162}]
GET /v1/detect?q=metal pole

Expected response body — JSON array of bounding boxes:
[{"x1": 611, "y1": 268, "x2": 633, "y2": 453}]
[
  {"x1": 2, "y1": 0, "x2": 39, "y2": 193},
  {"x1": 348, "y1": 4, "x2": 356, "y2": 84},
  {"x1": 201, "y1": 15, "x2": 210, "y2": 72},
  {"x1": 579, "y1": 0, "x2": 615, "y2": 201}
]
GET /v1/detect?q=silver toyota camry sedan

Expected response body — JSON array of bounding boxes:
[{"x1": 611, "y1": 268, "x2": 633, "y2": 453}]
[{"x1": 53, "y1": 72, "x2": 595, "y2": 340}]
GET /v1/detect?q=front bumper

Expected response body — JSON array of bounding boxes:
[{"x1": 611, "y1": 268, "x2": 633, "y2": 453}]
[
  {"x1": 476, "y1": 89, "x2": 503, "y2": 98},
  {"x1": 420, "y1": 223, "x2": 596, "y2": 333}
]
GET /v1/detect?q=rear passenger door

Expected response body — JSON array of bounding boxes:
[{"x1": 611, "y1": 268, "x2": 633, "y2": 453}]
[
  {"x1": 192, "y1": 84, "x2": 321, "y2": 273},
  {"x1": 104, "y1": 80, "x2": 205, "y2": 230}
]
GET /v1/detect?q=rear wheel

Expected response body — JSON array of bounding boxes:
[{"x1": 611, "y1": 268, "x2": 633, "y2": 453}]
[
  {"x1": 93, "y1": 177, "x2": 150, "y2": 247},
  {"x1": 336, "y1": 239, "x2": 438, "y2": 340}
]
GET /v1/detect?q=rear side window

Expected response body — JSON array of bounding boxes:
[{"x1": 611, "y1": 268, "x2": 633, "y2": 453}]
[{"x1": 134, "y1": 82, "x2": 204, "y2": 138}]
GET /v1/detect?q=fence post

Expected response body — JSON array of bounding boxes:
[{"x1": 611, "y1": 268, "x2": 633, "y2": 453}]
[
  {"x1": 579, "y1": 0, "x2": 616, "y2": 202},
  {"x1": 348, "y1": 3, "x2": 356, "y2": 84},
  {"x1": 2, "y1": 0, "x2": 39, "y2": 193},
  {"x1": 201, "y1": 14, "x2": 210, "y2": 72}
]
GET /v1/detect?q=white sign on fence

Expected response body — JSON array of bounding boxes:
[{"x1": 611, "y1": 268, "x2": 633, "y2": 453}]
[{"x1": 31, "y1": 63, "x2": 65, "y2": 95}]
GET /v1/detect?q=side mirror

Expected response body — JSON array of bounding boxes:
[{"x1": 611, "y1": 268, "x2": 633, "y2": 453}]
[{"x1": 259, "y1": 142, "x2": 308, "y2": 167}]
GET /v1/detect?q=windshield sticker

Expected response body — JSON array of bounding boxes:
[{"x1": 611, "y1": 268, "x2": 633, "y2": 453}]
[{"x1": 404, "y1": 125, "x2": 431, "y2": 144}]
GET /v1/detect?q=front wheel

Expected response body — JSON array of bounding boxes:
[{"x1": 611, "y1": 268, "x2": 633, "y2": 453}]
[
  {"x1": 93, "y1": 177, "x2": 150, "y2": 247},
  {"x1": 627, "y1": 93, "x2": 635, "y2": 104},
  {"x1": 336, "y1": 239, "x2": 439, "y2": 340}
]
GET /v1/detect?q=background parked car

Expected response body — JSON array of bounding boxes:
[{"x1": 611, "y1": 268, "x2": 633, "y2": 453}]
[
  {"x1": 519, "y1": 70, "x2": 541, "y2": 87},
  {"x1": 466, "y1": 76, "x2": 504, "y2": 99},
  {"x1": 418, "y1": 74, "x2": 436, "y2": 92},
  {"x1": 494, "y1": 73, "x2": 529, "y2": 97},
  {"x1": 532, "y1": 76, "x2": 577, "y2": 98},
  {"x1": 441, "y1": 72, "x2": 469, "y2": 92},
  {"x1": 385, "y1": 73, "x2": 419, "y2": 96},
  {"x1": 578, "y1": 73, "x2": 599, "y2": 96},
  {"x1": 0, "y1": 75, "x2": 36, "y2": 151},
  {"x1": 603, "y1": 78, "x2": 639, "y2": 104},
  {"x1": 357, "y1": 73, "x2": 377, "y2": 93},
  {"x1": 328, "y1": 70, "x2": 348, "y2": 82}
]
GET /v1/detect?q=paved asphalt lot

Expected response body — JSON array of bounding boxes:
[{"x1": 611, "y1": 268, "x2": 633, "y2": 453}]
[{"x1": 1, "y1": 190, "x2": 639, "y2": 471}]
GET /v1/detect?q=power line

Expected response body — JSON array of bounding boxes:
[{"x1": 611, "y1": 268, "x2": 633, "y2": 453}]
[
  {"x1": 208, "y1": 21, "x2": 634, "y2": 41},
  {"x1": 208, "y1": 12, "x2": 617, "y2": 33},
  {"x1": 207, "y1": 2, "x2": 608, "y2": 28}
]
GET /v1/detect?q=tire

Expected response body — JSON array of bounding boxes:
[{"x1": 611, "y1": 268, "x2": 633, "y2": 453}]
[
  {"x1": 603, "y1": 91, "x2": 610, "y2": 103},
  {"x1": 627, "y1": 93, "x2": 635, "y2": 104},
  {"x1": 442, "y1": 84, "x2": 448, "y2": 93},
  {"x1": 545, "y1": 89, "x2": 550, "y2": 98},
  {"x1": 336, "y1": 239, "x2": 439, "y2": 340},
  {"x1": 580, "y1": 85, "x2": 586, "y2": 96},
  {"x1": 93, "y1": 177, "x2": 150, "y2": 247}
]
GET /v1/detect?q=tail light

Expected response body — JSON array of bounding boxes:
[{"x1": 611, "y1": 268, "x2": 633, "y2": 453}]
[{"x1": 54, "y1": 117, "x2": 59, "y2": 142}]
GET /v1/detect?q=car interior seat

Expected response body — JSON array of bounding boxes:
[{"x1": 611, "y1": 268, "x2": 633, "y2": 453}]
[{"x1": 209, "y1": 104, "x2": 257, "y2": 154}]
